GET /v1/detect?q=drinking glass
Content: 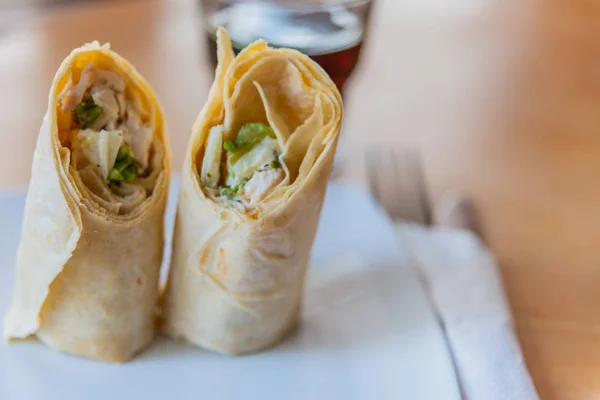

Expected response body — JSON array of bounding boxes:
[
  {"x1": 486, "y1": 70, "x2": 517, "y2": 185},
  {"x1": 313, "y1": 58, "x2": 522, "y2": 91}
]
[{"x1": 199, "y1": 0, "x2": 374, "y2": 95}]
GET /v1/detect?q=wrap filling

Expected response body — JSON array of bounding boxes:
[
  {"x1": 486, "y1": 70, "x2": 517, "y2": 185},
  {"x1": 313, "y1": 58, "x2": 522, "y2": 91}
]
[
  {"x1": 58, "y1": 63, "x2": 155, "y2": 198},
  {"x1": 201, "y1": 122, "x2": 284, "y2": 207}
]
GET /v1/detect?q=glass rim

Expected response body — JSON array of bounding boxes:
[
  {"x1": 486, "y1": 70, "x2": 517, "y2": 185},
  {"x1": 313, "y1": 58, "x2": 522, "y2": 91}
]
[{"x1": 214, "y1": 0, "x2": 374, "y2": 11}]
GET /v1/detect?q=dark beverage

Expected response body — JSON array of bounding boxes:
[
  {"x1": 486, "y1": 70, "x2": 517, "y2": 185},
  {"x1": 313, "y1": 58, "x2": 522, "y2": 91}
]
[{"x1": 203, "y1": 2, "x2": 369, "y2": 93}]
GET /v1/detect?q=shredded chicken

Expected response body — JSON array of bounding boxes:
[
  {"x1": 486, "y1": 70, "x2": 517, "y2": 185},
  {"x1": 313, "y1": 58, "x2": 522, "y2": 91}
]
[
  {"x1": 95, "y1": 69, "x2": 126, "y2": 92},
  {"x1": 90, "y1": 86, "x2": 122, "y2": 130},
  {"x1": 123, "y1": 103, "x2": 153, "y2": 173},
  {"x1": 241, "y1": 168, "x2": 284, "y2": 205},
  {"x1": 60, "y1": 64, "x2": 97, "y2": 112}
]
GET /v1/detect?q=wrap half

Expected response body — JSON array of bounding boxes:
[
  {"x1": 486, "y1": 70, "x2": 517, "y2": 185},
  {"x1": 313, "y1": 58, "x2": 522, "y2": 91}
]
[
  {"x1": 3, "y1": 42, "x2": 171, "y2": 362},
  {"x1": 163, "y1": 29, "x2": 343, "y2": 354}
]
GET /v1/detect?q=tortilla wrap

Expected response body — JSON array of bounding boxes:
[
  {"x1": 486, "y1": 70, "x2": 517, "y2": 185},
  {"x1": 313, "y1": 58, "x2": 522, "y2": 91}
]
[
  {"x1": 3, "y1": 42, "x2": 171, "y2": 362},
  {"x1": 163, "y1": 28, "x2": 343, "y2": 354}
]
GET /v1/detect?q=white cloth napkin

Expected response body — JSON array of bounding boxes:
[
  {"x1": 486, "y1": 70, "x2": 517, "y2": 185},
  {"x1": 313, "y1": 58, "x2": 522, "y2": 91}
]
[{"x1": 396, "y1": 224, "x2": 539, "y2": 400}]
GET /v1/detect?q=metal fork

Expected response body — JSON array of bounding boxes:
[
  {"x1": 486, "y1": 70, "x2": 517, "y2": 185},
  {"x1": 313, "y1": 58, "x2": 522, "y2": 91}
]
[{"x1": 366, "y1": 147, "x2": 432, "y2": 225}]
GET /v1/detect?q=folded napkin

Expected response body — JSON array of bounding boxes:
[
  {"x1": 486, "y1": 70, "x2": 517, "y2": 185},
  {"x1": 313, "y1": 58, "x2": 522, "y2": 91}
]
[{"x1": 396, "y1": 224, "x2": 539, "y2": 400}]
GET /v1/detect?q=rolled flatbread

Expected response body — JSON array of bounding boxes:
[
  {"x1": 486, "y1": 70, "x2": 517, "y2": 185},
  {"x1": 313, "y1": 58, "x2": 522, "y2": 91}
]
[
  {"x1": 3, "y1": 42, "x2": 171, "y2": 362},
  {"x1": 163, "y1": 28, "x2": 343, "y2": 354}
]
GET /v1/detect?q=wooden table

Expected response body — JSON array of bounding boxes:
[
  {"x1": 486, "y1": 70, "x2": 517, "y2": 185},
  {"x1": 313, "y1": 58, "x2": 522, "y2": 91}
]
[{"x1": 2, "y1": 0, "x2": 600, "y2": 397}]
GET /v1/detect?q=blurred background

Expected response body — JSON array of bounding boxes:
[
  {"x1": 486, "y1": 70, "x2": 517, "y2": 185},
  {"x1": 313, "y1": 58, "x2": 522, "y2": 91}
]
[{"x1": 1, "y1": 0, "x2": 600, "y2": 398}]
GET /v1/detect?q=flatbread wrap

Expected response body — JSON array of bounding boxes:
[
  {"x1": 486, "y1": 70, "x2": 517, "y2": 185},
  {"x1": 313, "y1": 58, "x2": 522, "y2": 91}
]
[
  {"x1": 3, "y1": 42, "x2": 171, "y2": 362},
  {"x1": 163, "y1": 29, "x2": 343, "y2": 354}
]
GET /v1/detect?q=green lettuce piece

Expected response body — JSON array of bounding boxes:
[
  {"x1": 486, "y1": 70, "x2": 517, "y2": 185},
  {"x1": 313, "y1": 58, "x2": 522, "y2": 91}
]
[
  {"x1": 116, "y1": 143, "x2": 135, "y2": 160},
  {"x1": 108, "y1": 168, "x2": 124, "y2": 183},
  {"x1": 74, "y1": 99, "x2": 103, "y2": 129},
  {"x1": 223, "y1": 140, "x2": 236, "y2": 153},
  {"x1": 108, "y1": 144, "x2": 138, "y2": 183},
  {"x1": 219, "y1": 185, "x2": 241, "y2": 198},
  {"x1": 235, "y1": 122, "x2": 276, "y2": 148},
  {"x1": 121, "y1": 164, "x2": 138, "y2": 182},
  {"x1": 223, "y1": 122, "x2": 276, "y2": 164}
]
